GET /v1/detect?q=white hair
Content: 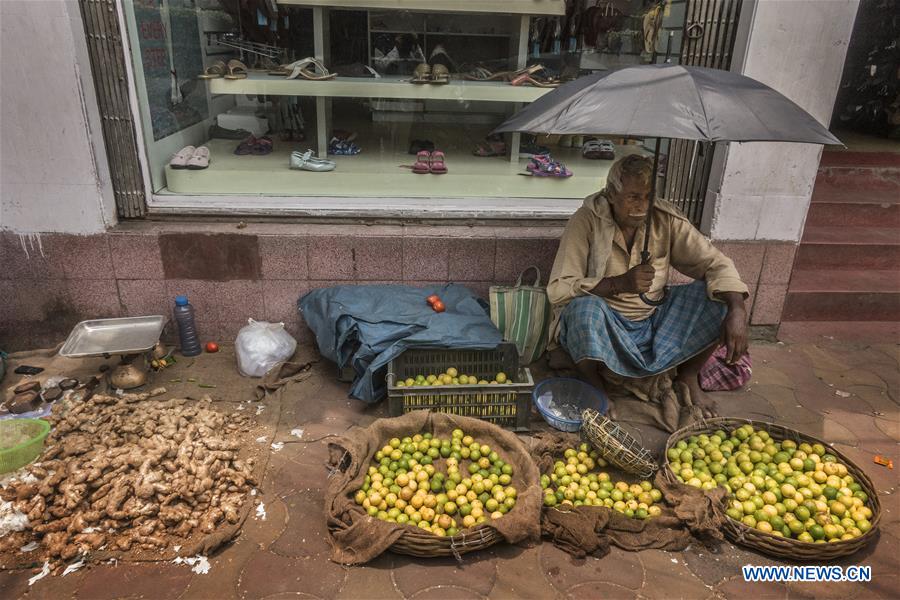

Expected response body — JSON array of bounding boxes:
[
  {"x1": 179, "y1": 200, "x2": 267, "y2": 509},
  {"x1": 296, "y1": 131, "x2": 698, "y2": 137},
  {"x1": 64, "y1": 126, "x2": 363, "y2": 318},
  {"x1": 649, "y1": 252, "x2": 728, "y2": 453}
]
[{"x1": 605, "y1": 154, "x2": 654, "y2": 195}]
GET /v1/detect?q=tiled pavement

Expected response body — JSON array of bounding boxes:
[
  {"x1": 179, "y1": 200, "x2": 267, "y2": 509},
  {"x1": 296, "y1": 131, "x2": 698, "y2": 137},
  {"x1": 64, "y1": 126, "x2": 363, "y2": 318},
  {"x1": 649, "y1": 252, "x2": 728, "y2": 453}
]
[{"x1": 0, "y1": 339, "x2": 897, "y2": 599}]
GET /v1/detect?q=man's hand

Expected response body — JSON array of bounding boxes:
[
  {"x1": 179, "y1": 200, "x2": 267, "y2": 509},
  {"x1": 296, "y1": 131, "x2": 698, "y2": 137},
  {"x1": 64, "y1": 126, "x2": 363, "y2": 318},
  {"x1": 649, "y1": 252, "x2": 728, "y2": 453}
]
[
  {"x1": 718, "y1": 292, "x2": 748, "y2": 364},
  {"x1": 617, "y1": 263, "x2": 655, "y2": 294}
]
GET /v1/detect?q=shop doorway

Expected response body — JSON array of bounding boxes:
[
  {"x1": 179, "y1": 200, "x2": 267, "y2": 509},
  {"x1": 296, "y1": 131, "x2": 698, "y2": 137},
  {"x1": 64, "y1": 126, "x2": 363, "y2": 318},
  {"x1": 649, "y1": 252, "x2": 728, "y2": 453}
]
[{"x1": 829, "y1": 0, "x2": 899, "y2": 151}]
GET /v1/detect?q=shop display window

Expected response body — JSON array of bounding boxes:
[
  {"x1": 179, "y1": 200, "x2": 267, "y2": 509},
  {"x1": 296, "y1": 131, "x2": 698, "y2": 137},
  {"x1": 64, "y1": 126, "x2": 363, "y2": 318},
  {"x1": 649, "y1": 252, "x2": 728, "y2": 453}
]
[{"x1": 122, "y1": 1, "x2": 686, "y2": 207}]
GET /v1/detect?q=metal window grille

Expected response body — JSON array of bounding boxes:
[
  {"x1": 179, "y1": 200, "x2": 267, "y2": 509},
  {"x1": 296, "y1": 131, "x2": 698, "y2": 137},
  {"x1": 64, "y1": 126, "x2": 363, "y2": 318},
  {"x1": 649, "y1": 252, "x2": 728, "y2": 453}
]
[
  {"x1": 664, "y1": 0, "x2": 743, "y2": 226},
  {"x1": 78, "y1": 0, "x2": 147, "y2": 218}
]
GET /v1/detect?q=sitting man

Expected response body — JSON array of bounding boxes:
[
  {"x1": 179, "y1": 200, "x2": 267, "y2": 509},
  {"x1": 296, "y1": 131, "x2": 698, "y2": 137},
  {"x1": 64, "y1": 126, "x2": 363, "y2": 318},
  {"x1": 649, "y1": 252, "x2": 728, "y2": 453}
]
[{"x1": 547, "y1": 154, "x2": 749, "y2": 421}]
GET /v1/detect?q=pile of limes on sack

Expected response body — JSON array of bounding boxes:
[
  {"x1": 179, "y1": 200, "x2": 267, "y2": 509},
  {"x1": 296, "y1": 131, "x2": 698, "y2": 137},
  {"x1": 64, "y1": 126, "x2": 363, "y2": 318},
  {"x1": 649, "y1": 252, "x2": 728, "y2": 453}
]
[
  {"x1": 667, "y1": 424, "x2": 874, "y2": 542},
  {"x1": 354, "y1": 429, "x2": 518, "y2": 536},
  {"x1": 540, "y1": 443, "x2": 663, "y2": 519}
]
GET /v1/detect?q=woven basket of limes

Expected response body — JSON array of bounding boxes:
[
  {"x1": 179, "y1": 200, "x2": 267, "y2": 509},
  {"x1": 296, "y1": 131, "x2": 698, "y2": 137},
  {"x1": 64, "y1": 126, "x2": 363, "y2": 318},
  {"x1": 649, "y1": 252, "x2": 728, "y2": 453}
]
[{"x1": 661, "y1": 417, "x2": 880, "y2": 560}]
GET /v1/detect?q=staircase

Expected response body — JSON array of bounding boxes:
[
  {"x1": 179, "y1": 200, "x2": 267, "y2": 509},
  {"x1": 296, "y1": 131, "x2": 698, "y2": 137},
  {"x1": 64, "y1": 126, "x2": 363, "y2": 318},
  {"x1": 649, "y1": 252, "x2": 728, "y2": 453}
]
[{"x1": 780, "y1": 149, "x2": 900, "y2": 338}]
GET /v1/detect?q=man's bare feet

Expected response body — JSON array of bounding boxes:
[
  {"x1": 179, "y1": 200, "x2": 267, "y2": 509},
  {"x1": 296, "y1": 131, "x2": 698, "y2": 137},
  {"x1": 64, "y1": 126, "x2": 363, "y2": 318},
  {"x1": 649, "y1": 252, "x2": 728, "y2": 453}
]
[{"x1": 677, "y1": 374, "x2": 719, "y2": 418}]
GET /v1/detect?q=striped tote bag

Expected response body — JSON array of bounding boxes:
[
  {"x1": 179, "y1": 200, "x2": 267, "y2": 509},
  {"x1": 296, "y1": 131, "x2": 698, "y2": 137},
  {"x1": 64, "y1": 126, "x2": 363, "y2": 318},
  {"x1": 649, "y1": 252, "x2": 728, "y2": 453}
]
[{"x1": 489, "y1": 266, "x2": 551, "y2": 365}]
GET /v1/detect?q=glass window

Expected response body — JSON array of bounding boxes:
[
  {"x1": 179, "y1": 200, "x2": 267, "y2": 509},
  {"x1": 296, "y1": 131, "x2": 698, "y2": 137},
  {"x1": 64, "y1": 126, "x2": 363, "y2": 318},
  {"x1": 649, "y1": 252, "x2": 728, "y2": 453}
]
[{"x1": 121, "y1": 1, "x2": 687, "y2": 207}]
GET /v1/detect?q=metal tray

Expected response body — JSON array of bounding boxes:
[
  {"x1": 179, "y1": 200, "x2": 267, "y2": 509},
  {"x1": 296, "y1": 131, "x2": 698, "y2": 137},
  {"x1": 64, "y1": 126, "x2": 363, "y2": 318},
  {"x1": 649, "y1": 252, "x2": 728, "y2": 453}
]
[{"x1": 59, "y1": 316, "x2": 167, "y2": 358}]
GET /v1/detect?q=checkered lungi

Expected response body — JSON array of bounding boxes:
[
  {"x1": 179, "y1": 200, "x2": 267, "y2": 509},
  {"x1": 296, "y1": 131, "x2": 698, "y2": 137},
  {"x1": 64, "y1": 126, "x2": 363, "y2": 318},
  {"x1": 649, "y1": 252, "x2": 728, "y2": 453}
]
[{"x1": 559, "y1": 280, "x2": 726, "y2": 378}]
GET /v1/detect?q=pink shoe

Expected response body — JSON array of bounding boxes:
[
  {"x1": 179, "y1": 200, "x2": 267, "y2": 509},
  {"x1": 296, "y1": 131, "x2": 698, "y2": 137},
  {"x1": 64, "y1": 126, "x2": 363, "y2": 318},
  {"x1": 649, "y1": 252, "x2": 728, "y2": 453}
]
[
  {"x1": 430, "y1": 150, "x2": 447, "y2": 174},
  {"x1": 412, "y1": 150, "x2": 431, "y2": 174}
]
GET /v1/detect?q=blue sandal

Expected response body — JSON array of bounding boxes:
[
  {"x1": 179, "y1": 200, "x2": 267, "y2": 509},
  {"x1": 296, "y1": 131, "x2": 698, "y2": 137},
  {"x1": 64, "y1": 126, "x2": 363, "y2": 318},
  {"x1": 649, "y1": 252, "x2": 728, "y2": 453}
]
[{"x1": 328, "y1": 137, "x2": 361, "y2": 155}]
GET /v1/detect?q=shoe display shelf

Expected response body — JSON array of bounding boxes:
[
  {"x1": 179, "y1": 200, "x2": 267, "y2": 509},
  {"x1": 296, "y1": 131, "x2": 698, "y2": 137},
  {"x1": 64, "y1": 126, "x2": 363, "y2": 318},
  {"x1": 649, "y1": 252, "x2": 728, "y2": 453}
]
[{"x1": 205, "y1": 0, "x2": 565, "y2": 161}]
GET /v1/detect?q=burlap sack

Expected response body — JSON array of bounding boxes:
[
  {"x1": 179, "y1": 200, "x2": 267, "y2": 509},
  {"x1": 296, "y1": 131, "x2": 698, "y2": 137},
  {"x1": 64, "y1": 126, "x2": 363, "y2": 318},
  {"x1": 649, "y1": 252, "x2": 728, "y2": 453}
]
[
  {"x1": 325, "y1": 411, "x2": 542, "y2": 565},
  {"x1": 531, "y1": 432, "x2": 725, "y2": 559}
]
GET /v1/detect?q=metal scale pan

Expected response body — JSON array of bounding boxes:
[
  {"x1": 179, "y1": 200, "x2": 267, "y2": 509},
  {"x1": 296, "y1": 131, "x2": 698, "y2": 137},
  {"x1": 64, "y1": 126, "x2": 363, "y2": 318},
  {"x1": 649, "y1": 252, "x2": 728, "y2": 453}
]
[
  {"x1": 59, "y1": 316, "x2": 167, "y2": 389},
  {"x1": 60, "y1": 316, "x2": 166, "y2": 358}
]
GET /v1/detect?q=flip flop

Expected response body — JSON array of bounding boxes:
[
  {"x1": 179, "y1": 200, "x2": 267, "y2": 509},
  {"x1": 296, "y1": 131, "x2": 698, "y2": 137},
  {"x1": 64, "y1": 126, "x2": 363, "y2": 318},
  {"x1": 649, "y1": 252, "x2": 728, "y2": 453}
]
[
  {"x1": 429, "y1": 151, "x2": 448, "y2": 174},
  {"x1": 169, "y1": 145, "x2": 196, "y2": 169},
  {"x1": 412, "y1": 150, "x2": 431, "y2": 174},
  {"x1": 198, "y1": 60, "x2": 227, "y2": 80},
  {"x1": 224, "y1": 59, "x2": 248, "y2": 80}
]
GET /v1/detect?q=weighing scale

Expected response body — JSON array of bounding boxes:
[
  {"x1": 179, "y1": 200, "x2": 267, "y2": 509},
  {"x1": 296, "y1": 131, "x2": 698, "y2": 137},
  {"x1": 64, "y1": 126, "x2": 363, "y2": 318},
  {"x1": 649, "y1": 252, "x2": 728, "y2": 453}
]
[{"x1": 59, "y1": 316, "x2": 167, "y2": 389}]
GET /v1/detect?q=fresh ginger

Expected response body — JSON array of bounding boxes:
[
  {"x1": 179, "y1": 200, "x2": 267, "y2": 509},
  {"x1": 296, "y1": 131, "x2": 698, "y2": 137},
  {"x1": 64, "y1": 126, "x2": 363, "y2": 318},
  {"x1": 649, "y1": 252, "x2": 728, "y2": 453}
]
[{"x1": 1, "y1": 392, "x2": 257, "y2": 568}]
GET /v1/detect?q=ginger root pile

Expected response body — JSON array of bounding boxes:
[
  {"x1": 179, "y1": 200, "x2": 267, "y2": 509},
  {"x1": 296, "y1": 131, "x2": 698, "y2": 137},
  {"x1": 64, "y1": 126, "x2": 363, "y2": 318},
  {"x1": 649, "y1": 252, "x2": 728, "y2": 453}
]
[{"x1": 0, "y1": 390, "x2": 256, "y2": 563}]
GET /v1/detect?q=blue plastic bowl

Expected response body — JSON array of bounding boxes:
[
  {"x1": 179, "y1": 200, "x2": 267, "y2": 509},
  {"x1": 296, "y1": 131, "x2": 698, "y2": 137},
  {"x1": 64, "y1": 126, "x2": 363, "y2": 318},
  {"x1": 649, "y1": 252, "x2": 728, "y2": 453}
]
[{"x1": 532, "y1": 377, "x2": 608, "y2": 432}]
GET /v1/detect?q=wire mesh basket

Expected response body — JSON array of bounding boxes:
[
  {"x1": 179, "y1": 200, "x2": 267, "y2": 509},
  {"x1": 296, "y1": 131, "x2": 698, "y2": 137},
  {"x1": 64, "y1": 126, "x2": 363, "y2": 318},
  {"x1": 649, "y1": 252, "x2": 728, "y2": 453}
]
[{"x1": 580, "y1": 409, "x2": 658, "y2": 478}]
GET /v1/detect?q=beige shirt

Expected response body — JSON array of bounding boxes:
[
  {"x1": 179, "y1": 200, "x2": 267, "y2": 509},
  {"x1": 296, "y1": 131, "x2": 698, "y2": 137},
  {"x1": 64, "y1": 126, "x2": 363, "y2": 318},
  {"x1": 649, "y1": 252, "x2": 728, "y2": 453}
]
[{"x1": 547, "y1": 191, "x2": 748, "y2": 339}]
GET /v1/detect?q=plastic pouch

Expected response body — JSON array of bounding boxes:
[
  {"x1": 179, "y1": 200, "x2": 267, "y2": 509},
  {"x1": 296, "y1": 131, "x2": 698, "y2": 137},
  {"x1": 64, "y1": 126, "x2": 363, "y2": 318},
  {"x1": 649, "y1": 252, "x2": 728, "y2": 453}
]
[{"x1": 235, "y1": 319, "x2": 297, "y2": 377}]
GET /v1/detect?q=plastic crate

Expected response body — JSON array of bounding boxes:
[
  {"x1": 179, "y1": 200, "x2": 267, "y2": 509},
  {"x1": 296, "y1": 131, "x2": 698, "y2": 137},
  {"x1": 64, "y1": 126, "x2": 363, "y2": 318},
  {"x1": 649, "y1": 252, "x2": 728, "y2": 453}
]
[{"x1": 386, "y1": 344, "x2": 533, "y2": 431}]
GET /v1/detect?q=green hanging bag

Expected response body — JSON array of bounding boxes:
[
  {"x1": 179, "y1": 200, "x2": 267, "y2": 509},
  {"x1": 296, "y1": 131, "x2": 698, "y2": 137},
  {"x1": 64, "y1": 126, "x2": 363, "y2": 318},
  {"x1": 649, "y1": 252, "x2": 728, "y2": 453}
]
[{"x1": 489, "y1": 266, "x2": 551, "y2": 365}]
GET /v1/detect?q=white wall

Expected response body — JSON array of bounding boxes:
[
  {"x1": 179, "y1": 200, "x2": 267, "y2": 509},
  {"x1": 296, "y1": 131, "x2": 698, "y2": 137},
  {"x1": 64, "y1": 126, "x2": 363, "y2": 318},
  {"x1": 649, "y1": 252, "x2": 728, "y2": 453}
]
[
  {"x1": 709, "y1": 0, "x2": 859, "y2": 241},
  {"x1": 0, "y1": 0, "x2": 115, "y2": 234}
]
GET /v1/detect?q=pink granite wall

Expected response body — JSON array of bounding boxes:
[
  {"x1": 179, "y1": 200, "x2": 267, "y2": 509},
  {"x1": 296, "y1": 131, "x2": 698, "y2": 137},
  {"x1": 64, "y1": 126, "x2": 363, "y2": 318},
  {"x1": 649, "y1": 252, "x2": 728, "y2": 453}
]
[{"x1": 0, "y1": 225, "x2": 796, "y2": 351}]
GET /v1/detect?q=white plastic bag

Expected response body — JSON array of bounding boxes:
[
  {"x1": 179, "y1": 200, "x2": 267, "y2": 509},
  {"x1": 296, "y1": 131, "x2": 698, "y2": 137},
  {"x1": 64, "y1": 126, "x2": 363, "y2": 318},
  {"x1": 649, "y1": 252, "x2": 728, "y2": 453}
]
[{"x1": 235, "y1": 319, "x2": 297, "y2": 377}]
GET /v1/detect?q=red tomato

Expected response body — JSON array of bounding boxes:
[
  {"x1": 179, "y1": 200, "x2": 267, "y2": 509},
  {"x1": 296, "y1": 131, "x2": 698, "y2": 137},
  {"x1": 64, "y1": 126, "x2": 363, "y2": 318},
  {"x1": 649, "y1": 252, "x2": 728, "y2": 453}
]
[
  {"x1": 432, "y1": 300, "x2": 446, "y2": 313},
  {"x1": 426, "y1": 294, "x2": 440, "y2": 305},
  {"x1": 205, "y1": 342, "x2": 219, "y2": 353}
]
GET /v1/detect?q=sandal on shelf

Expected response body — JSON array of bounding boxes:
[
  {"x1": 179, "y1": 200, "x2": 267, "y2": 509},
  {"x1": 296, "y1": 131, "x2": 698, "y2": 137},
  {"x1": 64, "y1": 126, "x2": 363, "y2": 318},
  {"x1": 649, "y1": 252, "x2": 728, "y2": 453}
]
[
  {"x1": 169, "y1": 145, "x2": 196, "y2": 169},
  {"x1": 473, "y1": 138, "x2": 507, "y2": 157},
  {"x1": 290, "y1": 150, "x2": 336, "y2": 172},
  {"x1": 429, "y1": 150, "x2": 448, "y2": 174},
  {"x1": 224, "y1": 59, "x2": 248, "y2": 80},
  {"x1": 234, "y1": 135, "x2": 273, "y2": 156},
  {"x1": 412, "y1": 150, "x2": 431, "y2": 174},
  {"x1": 198, "y1": 60, "x2": 227, "y2": 80},
  {"x1": 186, "y1": 146, "x2": 210, "y2": 170},
  {"x1": 431, "y1": 64, "x2": 450, "y2": 84},
  {"x1": 464, "y1": 63, "x2": 543, "y2": 82},
  {"x1": 284, "y1": 57, "x2": 337, "y2": 81},
  {"x1": 526, "y1": 155, "x2": 572, "y2": 177},
  {"x1": 328, "y1": 137, "x2": 361, "y2": 155},
  {"x1": 510, "y1": 73, "x2": 560, "y2": 88},
  {"x1": 410, "y1": 63, "x2": 431, "y2": 84}
]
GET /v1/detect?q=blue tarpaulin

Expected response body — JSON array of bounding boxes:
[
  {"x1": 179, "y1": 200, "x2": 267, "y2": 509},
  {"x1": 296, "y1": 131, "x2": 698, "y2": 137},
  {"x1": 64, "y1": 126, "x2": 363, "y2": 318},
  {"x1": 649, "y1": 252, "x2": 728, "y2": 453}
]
[{"x1": 298, "y1": 284, "x2": 503, "y2": 403}]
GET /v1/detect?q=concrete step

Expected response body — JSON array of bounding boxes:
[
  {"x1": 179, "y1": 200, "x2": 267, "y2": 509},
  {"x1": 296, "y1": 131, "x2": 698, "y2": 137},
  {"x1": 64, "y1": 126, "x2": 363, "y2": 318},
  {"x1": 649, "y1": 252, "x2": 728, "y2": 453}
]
[
  {"x1": 782, "y1": 290, "x2": 900, "y2": 321},
  {"x1": 819, "y1": 150, "x2": 900, "y2": 169},
  {"x1": 815, "y1": 151, "x2": 900, "y2": 194},
  {"x1": 806, "y1": 199, "x2": 900, "y2": 228},
  {"x1": 810, "y1": 182, "x2": 900, "y2": 204},
  {"x1": 789, "y1": 269, "x2": 900, "y2": 293},
  {"x1": 795, "y1": 226, "x2": 900, "y2": 270},
  {"x1": 778, "y1": 320, "x2": 900, "y2": 343}
]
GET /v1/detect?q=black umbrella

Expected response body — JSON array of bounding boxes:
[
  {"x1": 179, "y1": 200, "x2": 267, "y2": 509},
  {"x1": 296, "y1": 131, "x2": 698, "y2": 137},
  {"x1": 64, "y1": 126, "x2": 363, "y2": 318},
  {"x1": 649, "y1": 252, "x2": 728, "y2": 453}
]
[{"x1": 493, "y1": 64, "x2": 841, "y2": 304}]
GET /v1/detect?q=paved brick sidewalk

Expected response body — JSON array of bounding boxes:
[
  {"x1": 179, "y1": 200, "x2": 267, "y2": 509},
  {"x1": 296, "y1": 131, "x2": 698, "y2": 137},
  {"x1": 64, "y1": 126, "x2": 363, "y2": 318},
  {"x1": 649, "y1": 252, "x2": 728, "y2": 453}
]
[{"x1": 1, "y1": 339, "x2": 897, "y2": 599}]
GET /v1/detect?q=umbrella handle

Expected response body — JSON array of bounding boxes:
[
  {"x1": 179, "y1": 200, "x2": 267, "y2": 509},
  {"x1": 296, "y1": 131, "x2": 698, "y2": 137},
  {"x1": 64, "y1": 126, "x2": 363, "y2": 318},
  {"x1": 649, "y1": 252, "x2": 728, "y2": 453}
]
[{"x1": 639, "y1": 250, "x2": 667, "y2": 306}]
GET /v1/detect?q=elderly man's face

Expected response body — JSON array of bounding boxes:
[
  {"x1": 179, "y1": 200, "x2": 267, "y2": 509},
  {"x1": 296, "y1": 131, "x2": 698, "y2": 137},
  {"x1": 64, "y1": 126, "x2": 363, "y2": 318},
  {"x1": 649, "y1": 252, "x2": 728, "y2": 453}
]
[{"x1": 608, "y1": 174, "x2": 651, "y2": 230}]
